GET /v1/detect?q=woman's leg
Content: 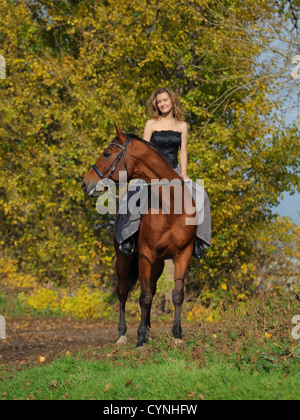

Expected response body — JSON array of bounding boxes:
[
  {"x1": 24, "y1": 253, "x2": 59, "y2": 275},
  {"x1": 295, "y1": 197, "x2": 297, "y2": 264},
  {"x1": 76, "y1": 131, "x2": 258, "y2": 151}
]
[
  {"x1": 115, "y1": 183, "x2": 143, "y2": 255},
  {"x1": 174, "y1": 164, "x2": 212, "y2": 251}
]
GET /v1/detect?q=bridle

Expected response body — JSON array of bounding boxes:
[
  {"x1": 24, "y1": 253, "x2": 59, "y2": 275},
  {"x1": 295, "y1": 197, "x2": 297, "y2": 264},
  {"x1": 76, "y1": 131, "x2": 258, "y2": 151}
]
[
  {"x1": 92, "y1": 135, "x2": 132, "y2": 181},
  {"x1": 91, "y1": 134, "x2": 187, "y2": 189}
]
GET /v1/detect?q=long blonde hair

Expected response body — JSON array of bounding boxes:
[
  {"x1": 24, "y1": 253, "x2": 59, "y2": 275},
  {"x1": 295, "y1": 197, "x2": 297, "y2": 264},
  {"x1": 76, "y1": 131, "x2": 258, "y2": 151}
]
[{"x1": 147, "y1": 88, "x2": 184, "y2": 122}]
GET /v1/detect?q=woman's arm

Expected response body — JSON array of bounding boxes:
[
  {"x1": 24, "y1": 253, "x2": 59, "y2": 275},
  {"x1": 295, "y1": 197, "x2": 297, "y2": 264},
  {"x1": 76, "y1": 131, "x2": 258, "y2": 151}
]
[{"x1": 179, "y1": 123, "x2": 189, "y2": 179}]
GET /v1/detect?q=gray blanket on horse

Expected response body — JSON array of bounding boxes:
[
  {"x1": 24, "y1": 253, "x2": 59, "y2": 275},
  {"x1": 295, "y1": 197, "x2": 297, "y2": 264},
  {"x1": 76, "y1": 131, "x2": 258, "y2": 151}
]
[{"x1": 114, "y1": 164, "x2": 211, "y2": 248}]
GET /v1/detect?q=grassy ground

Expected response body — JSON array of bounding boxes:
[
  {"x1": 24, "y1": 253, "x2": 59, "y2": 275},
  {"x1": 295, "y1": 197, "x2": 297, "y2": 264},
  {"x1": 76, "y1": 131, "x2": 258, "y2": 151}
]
[
  {"x1": 0, "y1": 296, "x2": 299, "y2": 400},
  {"x1": 1, "y1": 352, "x2": 299, "y2": 400}
]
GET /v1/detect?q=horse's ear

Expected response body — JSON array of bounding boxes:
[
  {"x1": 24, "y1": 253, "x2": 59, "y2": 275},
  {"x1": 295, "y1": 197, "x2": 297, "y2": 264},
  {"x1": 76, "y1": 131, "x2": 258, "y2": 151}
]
[{"x1": 114, "y1": 124, "x2": 127, "y2": 144}]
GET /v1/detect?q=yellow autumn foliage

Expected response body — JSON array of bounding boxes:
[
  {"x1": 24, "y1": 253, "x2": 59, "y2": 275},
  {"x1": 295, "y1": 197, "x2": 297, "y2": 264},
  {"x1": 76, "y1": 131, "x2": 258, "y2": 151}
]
[
  {"x1": 18, "y1": 285, "x2": 116, "y2": 320},
  {"x1": 0, "y1": 0, "x2": 299, "y2": 317},
  {"x1": 60, "y1": 287, "x2": 104, "y2": 320},
  {"x1": 0, "y1": 257, "x2": 37, "y2": 290},
  {"x1": 20, "y1": 288, "x2": 60, "y2": 313}
]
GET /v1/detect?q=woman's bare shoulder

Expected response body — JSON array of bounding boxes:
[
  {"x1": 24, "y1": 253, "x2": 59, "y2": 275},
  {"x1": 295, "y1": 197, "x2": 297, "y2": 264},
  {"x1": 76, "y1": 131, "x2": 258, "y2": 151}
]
[
  {"x1": 143, "y1": 119, "x2": 158, "y2": 141},
  {"x1": 145, "y1": 119, "x2": 157, "y2": 128},
  {"x1": 178, "y1": 121, "x2": 188, "y2": 132}
]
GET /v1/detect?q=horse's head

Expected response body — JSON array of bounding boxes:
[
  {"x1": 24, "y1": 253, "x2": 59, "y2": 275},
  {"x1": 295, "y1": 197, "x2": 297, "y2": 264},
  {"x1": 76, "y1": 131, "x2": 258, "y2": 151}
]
[{"x1": 82, "y1": 126, "x2": 131, "y2": 197}]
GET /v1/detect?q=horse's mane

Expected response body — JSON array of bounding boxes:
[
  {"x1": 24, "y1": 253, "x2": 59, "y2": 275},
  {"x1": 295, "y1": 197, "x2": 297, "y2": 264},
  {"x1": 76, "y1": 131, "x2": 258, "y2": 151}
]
[{"x1": 124, "y1": 133, "x2": 177, "y2": 171}]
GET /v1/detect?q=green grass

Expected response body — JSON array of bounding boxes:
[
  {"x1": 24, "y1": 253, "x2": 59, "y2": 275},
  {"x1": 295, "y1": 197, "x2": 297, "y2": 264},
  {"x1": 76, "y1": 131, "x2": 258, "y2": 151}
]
[
  {"x1": 0, "y1": 291, "x2": 24, "y2": 318},
  {"x1": 0, "y1": 341, "x2": 299, "y2": 400},
  {"x1": 1, "y1": 296, "x2": 299, "y2": 400},
  {"x1": 0, "y1": 354, "x2": 299, "y2": 401},
  {"x1": 1, "y1": 334, "x2": 299, "y2": 400}
]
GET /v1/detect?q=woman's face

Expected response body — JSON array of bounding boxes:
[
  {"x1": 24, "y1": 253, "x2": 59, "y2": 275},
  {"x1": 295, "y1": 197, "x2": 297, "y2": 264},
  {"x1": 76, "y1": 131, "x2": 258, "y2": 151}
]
[{"x1": 156, "y1": 92, "x2": 173, "y2": 115}]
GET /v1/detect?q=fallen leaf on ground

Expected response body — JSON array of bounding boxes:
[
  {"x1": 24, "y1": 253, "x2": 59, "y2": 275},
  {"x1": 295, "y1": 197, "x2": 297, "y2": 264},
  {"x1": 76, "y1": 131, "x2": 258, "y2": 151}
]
[
  {"x1": 125, "y1": 379, "x2": 132, "y2": 387},
  {"x1": 50, "y1": 380, "x2": 58, "y2": 389}
]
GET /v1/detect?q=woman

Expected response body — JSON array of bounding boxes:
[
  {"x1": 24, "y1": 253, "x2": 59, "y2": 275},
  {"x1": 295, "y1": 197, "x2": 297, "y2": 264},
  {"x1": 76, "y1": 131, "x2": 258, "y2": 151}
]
[{"x1": 117, "y1": 87, "x2": 212, "y2": 259}]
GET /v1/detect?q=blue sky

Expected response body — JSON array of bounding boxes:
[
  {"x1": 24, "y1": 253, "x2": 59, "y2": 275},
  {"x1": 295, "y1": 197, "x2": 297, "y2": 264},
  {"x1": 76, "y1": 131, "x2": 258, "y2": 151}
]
[
  {"x1": 275, "y1": 192, "x2": 300, "y2": 225},
  {"x1": 257, "y1": 23, "x2": 300, "y2": 226},
  {"x1": 273, "y1": 92, "x2": 299, "y2": 225}
]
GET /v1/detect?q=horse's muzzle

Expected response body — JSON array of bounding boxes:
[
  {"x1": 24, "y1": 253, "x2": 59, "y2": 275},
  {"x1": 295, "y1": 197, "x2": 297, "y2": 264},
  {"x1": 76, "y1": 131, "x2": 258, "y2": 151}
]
[
  {"x1": 82, "y1": 180, "x2": 107, "y2": 197},
  {"x1": 82, "y1": 180, "x2": 90, "y2": 196}
]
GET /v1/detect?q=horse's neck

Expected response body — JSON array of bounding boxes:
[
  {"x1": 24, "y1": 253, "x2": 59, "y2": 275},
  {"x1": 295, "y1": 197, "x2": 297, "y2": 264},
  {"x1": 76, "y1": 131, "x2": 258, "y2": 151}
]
[{"x1": 131, "y1": 140, "x2": 182, "y2": 183}]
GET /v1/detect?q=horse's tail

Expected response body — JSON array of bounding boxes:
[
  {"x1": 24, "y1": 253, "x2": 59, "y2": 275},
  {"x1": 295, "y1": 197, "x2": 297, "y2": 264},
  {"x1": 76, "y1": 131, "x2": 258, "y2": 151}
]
[{"x1": 104, "y1": 252, "x2": 139, "y2": 308}]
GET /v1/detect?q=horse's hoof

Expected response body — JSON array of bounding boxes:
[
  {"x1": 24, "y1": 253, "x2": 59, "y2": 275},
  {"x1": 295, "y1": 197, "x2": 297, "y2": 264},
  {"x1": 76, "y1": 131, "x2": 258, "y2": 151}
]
[
  {"x1": 174, "y1": 339, "x2": 183, "y2": 345},
  {"x1": 135, "y1": 344, "x2": 146, "y2": 351},
  {"x1": 116, "y1": 335, "x2": 128, "y2": 346}
]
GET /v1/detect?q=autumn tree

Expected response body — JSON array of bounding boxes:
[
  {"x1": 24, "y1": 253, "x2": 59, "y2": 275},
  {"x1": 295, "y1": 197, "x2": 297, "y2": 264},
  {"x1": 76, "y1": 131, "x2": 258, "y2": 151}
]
[{"x1": 0, "y1": 0, "x2": 299, "y2": 301}]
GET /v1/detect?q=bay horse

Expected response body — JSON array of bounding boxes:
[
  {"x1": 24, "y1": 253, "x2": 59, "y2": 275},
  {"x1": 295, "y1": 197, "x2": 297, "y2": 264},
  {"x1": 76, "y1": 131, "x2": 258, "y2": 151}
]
[{"x1": 82, "y1": 126, "x2": 197, "y2": 348}]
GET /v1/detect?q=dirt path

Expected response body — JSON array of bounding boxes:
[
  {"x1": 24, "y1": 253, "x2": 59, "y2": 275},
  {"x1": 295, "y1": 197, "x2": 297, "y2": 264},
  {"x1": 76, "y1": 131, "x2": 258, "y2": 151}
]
[{"x1": 0, "y1": 317, "x2": 183, "y2": 369}]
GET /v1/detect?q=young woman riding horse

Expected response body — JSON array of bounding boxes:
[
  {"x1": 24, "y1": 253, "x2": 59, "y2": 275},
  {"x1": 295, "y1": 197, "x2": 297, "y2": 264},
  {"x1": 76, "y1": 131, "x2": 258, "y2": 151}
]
[
  {"x1": 117, "y1": 88, "x2": 211, "y2": 259},
  {"x1": 82, "y1": 88, "x2": 211, "y2": 348}
]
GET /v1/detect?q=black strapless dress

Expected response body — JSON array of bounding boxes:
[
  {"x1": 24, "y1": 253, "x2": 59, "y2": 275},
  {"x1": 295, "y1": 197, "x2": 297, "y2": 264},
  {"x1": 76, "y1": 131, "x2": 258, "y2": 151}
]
[{"x1": 150, "y1": 131, "x2": 182, "y2": 169}]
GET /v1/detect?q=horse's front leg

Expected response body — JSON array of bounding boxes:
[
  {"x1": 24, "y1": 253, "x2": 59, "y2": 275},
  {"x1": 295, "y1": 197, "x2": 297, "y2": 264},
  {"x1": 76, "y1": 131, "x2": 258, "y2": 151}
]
[
  {"x1": 136, "y1": 253, "x2": 156, "y2": 348},
  {"x1": 172, "y1": 278, "x2": 184, "y2": 341},
  {"x1": 115, "y1": 250, "x2": 132, "y2": 345},
  {"x1": 117, "y1": 285, "x2": 128, "y2": 345},
  {"x1": 172, "y1": 245, "x2": 194, "y2": 342}
]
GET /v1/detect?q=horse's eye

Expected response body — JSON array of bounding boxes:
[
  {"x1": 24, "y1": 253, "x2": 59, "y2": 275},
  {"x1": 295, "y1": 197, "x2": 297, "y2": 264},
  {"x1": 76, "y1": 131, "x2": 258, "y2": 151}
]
[{"x1": 104, "y1": 151, "x2": 111, "y2": 158}]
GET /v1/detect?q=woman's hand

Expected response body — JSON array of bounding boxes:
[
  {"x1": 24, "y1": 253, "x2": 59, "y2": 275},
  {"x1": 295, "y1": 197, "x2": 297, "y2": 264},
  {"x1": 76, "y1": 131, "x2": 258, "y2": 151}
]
[{"x1": 182, "y1": 174, "x2": 190, "y2": 181}]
